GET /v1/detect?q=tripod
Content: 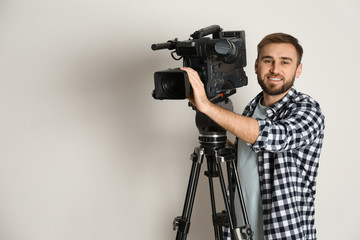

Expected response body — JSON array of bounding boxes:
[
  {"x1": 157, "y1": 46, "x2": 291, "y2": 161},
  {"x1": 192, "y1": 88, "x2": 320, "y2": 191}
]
[{"x1": 172, "y1": 93, "x2": 253, "y2": 240}]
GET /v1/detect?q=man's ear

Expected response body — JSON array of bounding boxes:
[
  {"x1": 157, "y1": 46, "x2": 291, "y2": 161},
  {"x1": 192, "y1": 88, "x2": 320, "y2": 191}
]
[
  {"x1": 255, "y1": 59, "x2": 258, "y2": 74},
  {"x1": 296, "y1": 63, "x2": 303, "y2": 78}
]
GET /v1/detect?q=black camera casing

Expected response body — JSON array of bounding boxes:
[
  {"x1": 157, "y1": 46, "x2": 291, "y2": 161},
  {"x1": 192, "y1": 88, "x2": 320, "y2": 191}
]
[{"x1": 152, "y1": 25, "x2": 248, "y2": 100}]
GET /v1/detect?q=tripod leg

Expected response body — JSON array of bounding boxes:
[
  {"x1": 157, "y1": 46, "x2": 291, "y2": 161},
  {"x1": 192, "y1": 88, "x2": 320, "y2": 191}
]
[
  {"x1": 174, "y1": 147, "x2": 205, "y2": 240},
  {"x1": 230, "y1": 160, "x2": 250, "y2": 225},
  {"x1": 205, "y1": 150, "x2": 236, "y2": 240},
  {"x1": 229, "y1": 159, "x2": 253, "y2": 240},
  {"x1": 227, "y1": 161, "x2": 236, "y2": 227},
  {"x1": 205, "y1": 156, "x2": 222, "y2": 240},
  {"x1": 216, "y1": 161, "x2": 235, "y2": 231},
  {"x1": 213, "y1": 147, "x2": 254, "y2": 240}
]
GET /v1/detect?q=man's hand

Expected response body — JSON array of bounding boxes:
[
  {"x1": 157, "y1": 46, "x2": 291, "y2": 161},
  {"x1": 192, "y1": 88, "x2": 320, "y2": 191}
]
[
  {"x1": 181, "y1": 67, "x2": 259, "y2": 144},
  {"x1": 181, "y1": 67, "x2": 212, "y2": 113}
]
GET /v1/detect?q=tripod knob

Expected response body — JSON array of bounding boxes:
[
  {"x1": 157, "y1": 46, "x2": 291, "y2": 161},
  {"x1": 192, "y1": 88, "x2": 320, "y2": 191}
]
[
  {"x1": 173, "y1": 216, "x2": 180, "y2": 231},
  {"x1": 173, "y1": 216, "x2": 190, "y2": 234}
]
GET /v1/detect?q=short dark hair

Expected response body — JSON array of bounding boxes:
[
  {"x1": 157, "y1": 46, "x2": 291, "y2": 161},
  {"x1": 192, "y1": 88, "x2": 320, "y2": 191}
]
[{"x1": 257, "y1": 33, "x2": 303, "y2": 65}]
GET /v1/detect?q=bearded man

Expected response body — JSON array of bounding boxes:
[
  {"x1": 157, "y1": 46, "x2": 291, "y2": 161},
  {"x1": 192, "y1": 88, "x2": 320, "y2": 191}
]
[{"x1": 181, "y1": 33, "x2": 325, "y2": 240}]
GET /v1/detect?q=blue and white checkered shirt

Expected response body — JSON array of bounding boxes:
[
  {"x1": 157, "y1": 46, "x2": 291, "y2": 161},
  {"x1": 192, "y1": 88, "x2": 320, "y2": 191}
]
[{"x1": 227, "y1": 88, "x2": 325, "y2": 239}]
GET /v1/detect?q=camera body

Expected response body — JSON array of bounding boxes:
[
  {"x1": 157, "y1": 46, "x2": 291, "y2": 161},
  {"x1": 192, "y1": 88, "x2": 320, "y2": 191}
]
[{"x1": 152, "y1": 25, "x2": 248, "y2": 100}]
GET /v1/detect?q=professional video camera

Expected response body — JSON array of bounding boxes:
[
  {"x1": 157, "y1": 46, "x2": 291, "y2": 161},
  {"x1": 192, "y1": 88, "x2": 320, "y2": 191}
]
[
  {"x1": 151, "y1": 26, "x2": 254, "y2": 240},
  {"x1": 151, "y1": 25, "x2": 248, "y2": 100}
]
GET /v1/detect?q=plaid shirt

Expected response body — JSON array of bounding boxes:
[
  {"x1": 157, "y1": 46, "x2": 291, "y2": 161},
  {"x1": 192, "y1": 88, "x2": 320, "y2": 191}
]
[{"x1": 226, "y1": 88, "x2": 325, "y2": 239}]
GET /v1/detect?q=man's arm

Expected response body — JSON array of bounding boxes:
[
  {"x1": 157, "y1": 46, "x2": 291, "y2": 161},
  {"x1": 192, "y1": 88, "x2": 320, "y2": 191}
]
[{"x1": 181, "y1": 67, "x2": 260, "y2": 144}]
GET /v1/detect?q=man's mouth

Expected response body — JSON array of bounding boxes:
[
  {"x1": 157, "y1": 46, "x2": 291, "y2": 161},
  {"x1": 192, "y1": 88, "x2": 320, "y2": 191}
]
[{"x1": 267, "y1": 76, "x2": 282, "y2": 81}]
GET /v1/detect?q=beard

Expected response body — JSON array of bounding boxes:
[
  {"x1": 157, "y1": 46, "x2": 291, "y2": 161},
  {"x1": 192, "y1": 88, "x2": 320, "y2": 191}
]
[{"x1": 257, "y1": 73, "x2": 295, "y2": 96}]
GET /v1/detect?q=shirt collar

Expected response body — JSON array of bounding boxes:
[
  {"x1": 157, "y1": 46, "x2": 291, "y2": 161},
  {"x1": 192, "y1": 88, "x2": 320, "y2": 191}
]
[
  {"x1": 267, "y1": 87, "x2": 297, "y2": 117},
  {"x1": 244, "y1": 87, "x2": 298, "y2": 118}
]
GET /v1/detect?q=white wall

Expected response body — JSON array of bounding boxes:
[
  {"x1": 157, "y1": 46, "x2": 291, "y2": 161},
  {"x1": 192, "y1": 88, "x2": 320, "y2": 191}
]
[{"x1": 0, "y1": 0, "x2": 359, "y2": 239}]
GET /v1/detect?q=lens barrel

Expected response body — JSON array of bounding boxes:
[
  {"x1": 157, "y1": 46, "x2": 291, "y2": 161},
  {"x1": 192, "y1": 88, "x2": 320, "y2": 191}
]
[{"x1": 153, "y1": 68, "x2": 191, "y2": 100}]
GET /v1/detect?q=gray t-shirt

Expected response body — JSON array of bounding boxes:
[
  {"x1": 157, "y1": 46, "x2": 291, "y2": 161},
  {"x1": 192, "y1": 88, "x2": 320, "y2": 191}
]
[{"x1": 235, "y1": 100, "x2": 267, "y2": 240}]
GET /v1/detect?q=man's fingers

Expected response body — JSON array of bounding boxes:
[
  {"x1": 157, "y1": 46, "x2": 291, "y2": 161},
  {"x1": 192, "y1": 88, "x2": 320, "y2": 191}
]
[{"x1": 180, "y1": 67, "x2": 203, "y2": 88}]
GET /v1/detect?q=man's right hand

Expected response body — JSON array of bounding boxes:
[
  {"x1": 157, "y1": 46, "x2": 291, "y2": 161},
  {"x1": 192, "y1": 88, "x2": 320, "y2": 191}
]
[{"x1": 181, "y1": 67, "x2": 212, "y2": 114}]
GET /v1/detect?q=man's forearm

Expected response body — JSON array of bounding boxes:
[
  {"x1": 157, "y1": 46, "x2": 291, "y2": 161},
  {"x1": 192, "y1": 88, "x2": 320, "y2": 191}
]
[{"x1": 202, "y1": 102, "x2": 260, "y2": 144}]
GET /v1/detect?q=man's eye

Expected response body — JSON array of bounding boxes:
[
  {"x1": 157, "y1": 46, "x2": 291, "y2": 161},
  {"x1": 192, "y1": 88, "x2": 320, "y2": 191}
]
[{"x1": 282, "y1": 61, "x2": 289, "y2": 64}]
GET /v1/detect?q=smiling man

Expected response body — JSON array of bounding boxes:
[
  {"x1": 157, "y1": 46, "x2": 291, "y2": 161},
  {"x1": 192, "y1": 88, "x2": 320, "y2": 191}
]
[{"x1": 181, "y1": 33, "x2": 325, "y2": 239}]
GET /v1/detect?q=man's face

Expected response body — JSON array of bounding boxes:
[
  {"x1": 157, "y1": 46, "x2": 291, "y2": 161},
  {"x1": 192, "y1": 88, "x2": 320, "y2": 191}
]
[{"x1": 255, "y1": 43, "x2": 302, "y2": 96}]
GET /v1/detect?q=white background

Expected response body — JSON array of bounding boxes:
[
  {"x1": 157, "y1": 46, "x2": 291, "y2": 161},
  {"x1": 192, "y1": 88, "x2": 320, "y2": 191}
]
[{"x1": 0, "y1": 0, "x2": 359, "y2": 239}]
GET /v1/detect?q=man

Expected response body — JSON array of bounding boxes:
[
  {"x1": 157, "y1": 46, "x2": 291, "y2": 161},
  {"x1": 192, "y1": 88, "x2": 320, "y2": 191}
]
[{"x1": 181, "y1": 33, "x2": 325, "y2": 239}]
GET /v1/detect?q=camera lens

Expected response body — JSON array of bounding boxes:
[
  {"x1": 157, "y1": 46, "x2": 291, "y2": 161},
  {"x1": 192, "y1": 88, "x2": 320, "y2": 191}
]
[
  {"x1": 161, "y1": 73, "x2": 185, "y2": 98},
  {"x1": 153, "y1": 69, "x2": 191, "y2": 100}
]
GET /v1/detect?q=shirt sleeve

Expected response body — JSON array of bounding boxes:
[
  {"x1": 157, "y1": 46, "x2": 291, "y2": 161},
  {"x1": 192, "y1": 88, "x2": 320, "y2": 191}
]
[{"x1": 250, "y1": 102, "x2": 325, "y2": 153}]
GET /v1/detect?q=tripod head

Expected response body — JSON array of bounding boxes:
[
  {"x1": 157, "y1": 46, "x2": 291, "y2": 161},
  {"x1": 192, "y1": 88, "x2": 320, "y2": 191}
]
[{"x1": 189, "y1": 89, "x2": 235, "y2": 152}]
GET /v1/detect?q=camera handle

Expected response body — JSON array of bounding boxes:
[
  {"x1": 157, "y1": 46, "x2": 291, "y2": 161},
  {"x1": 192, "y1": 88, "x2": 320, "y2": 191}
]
[{"x1": 190, "y1": 25, "x2": 222, "y2": 39}]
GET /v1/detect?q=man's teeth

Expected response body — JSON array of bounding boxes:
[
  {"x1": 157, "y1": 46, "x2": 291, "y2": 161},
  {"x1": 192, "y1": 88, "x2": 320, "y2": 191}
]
[{"x1": 269, "y1": 77, "x2": 281, "y2": 81}]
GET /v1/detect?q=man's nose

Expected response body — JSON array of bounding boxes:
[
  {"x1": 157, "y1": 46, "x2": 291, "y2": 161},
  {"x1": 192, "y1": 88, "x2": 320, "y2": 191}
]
[{"x1": 270, "y1": 62, "x2": 280, "y2": 74}]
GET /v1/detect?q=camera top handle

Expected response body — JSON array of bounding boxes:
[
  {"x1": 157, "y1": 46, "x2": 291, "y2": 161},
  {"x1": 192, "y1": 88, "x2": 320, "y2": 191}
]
[{"x1": 190, "y1": 24, "x2": 222, "y2": 39}]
